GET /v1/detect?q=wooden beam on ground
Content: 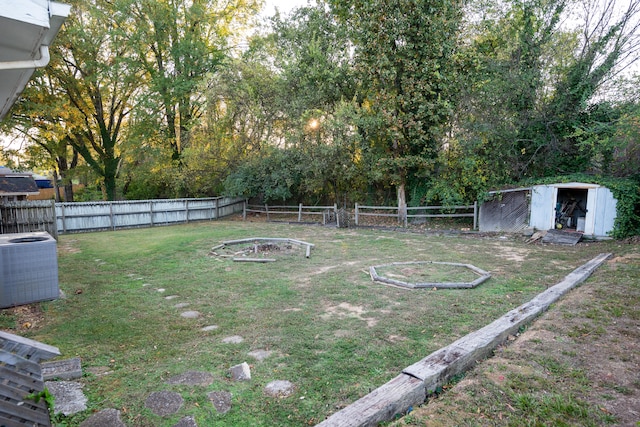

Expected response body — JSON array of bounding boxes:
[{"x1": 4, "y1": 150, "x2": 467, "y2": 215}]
[
  {"x1": 315, "y1": 253, "x2": 611, "y2": 426},
  {"x1": 232, "y1": 258, "x2": 277, "y2": 263},
  {"x1": 315, "y1": 374, "x2": 425, "y2": 427}
]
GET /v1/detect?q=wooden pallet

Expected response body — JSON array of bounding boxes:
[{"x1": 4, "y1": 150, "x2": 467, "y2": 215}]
[{"x1": 0, "y1": 331, "x2": 60, "y2": 426}]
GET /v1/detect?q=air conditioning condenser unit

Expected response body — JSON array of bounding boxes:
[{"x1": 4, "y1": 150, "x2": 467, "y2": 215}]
[{"x1": 0, "y1": 232, "x2": 59, "y2": 309}]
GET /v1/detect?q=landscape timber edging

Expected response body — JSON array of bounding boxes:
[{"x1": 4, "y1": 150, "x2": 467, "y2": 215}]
[{"x1": 315, "y1": 252, "x2": 612, "y2": 427}]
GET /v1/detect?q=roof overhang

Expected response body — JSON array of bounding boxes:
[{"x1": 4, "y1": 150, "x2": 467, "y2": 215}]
[{"x1": 0, "y1": 0, "x2": 71, "y2": 120}]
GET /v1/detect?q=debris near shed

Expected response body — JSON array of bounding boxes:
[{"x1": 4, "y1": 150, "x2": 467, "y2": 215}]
[{"x1": 542, "y1": 229, "x2": 583, "y2": 245}]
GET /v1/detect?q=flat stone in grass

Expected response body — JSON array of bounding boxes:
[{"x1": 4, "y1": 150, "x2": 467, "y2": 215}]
[
  {"x1": 173, "y1": 416, "x2": 198, "y2": 427},
  {"x1": 145, "y1": 391, "x2": 184, "y2": 416},
  {"x1": 173, "y1": 302, "x2": 190, "y2": 309},
  {"x1": 201, "y1": 325, "x2": 219, "y2": 332},
  {"x1": 157, "y1": 288, "x2": 166, "y2": 293},
  {"x1": 165, "y1": 295, "x2": 179, "y2": 300},
  {"x1": 166, "y1": 371, "x2": 214, "y2": 386},
  {"x1": 45, "y1": 380, "x2": 87, "y2": 415},
  {"x1": 41, "y1": 357, "x2": 82, "y2": 380},
  {"x1": 222, "y1": 335, "x2": 244, "y2": 344},
  {"x1": 180, "y1": 311, "x2": 201, "y2": 319},
  {"x1": 229, "y1": 362, "x2": 251, "y2": 381},
  {"x1": 208, "y1": 391, "x2": 232, "y2": 414},
  {"x1": 248, "y1": 349, "x2": 272, "y2": 361},
  {"x1": 79, "y1": 408, "x2": 126, "y2": 427},
  {"x1": 264, "y1": 380, "x2": 295, "y2": 398}
]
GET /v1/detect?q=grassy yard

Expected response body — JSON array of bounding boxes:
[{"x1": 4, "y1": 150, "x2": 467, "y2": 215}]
[{"x1": 1, "y1": 221, "x2": 632, "y2": 426}]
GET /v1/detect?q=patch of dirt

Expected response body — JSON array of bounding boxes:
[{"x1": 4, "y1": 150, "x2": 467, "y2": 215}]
[
  {"x1": 321, "y1": 302, "x2": 378, "y2": 327},
  {"x1": 58, "y1": 239, "x2": 81, "y2": 254},
  {"x1": 1, "y1": 304, "x2": 46, "y2": 332}
]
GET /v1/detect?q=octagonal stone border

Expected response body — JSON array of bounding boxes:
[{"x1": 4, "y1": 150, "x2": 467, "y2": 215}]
[
  {"x1": 369, "y1": 261, "x2": 491, "y2": 289},
  {"x1": 211, "y1": 237, "x2": 315, "y2": 259}
]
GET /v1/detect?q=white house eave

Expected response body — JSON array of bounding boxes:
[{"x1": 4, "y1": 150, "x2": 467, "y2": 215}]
[{"x1": 0, "y1": 0, "x2": 71, "y2": 120}]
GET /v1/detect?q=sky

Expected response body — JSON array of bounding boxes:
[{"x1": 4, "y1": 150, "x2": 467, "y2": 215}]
[{"x1": 261, "y1": 0, "x2": 309, "y2": 17}]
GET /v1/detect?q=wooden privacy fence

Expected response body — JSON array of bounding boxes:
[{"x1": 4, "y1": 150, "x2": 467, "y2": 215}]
[
  {"x1": 0, "y1": 200, "x2": 57, "y2": 238},
  {"x1": 244, "y1": 203, "x2": 340, "y2": 226},
  {"x1": 243, "y1": 202, "x2": 478, "y2": 229},
  {"x1": 0, "y1": 197, "x2": 244, "y2": 236},
  {"x1": 56, "y1": 197, "x2": 245, "y2": 233}
]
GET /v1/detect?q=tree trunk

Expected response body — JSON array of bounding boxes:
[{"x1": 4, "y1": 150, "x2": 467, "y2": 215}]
[{"x1": 397, "y1": 180, "x2": 407, "y2": 224}]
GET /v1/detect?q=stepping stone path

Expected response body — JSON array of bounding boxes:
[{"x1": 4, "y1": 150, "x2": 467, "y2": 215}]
[
  {"x1": 180, "y1": 310, "x2": 201, "y2": 318},
  {"x1": 229, "y1": 362, "x2": 251, "y2": 381},
  {"x1": 248, "y1": 349, "x2": 272, "y2": 361},
  {"x1": 208, "y1": 391, "x2": 232, "y2": 414},
  {"x1": 264, "y1": 380, "x2": 295, "y2": 398},
  {"x1": 173, "y1": 416, "x2": 198, "y2": 427},
  {"x1": 145, "y1": 391, "x2": 184, "y2": 417},
  {"x1": 46, "y1": 380, "x2": 87, "y2": 415},
  {"x1": 174, "y1": 302, "x2": 190, "y2": 309},
  {"x1": 109, "y1": 272, "x2": 295, "y2": 425},
  {"x1": 221, "y1": 335, "x2": 244, "y2": 344},
  {"x1": 42, "y1": 357, "x2": 82, "y2": 380},
  {"x1": 79, "y1": 408, "x2": 126, "y2": 427},
  {"x1": 166, "y1": 371, "x2": 214, "y2": 386}
]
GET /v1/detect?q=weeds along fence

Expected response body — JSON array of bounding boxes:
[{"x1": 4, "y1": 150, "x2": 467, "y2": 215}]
[
  {"x1": 0, "y1": 197, "x2": 245, "y2": 237},
  {"x1": 244, "y1": 202, "x2": 478, "y2": 229}
]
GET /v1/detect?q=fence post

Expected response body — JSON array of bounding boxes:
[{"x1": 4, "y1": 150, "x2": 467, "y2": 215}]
[
  {"x1": 298, "y1": 203, "x2": 303, "y2": 222},
  {"x1": 60, "y1": 203, "x2": 67, "y2": 234},
  {"x1": 265, "y1": 204, "x2": 269, "y2": 221},
  {"x1": 404, "y1": 203, "x2": 408, "y2": 228},
  {"x1": 334, "y1": 204, "x2": 339, "y2": 228},
  {"x1": 473, "y1": 200, "x2": 478, "y2": 230},
  {"x1": 185, "y1": 199, "x2": 190, "y2": 223},
  {"x1": 354, "y1": 203, "x2": 359, "y2": 226},
  {"x1": 214, "y1": 198, "x2": 219, "y2": 220},
  {"x1": 149, "y1": 201, "x2": 155, "y2": 227},
  {"x1": 110, "y1": 203, "x2": 115, "y2": 231},
  {"x1": 49, "y1": 199, "x2": 58, "y2": 239},
  {"x1": 243, "y1": 200, "x2": 247, "y2": 221}
]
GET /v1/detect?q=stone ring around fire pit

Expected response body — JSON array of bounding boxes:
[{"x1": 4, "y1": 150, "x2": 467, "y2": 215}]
[{"x1": 210, "y1": 237, "x2": 314, "y2": 262}]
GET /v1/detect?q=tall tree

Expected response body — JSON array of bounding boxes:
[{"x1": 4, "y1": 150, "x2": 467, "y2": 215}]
[
  {"x1": 450, "y1": 0, "x2": 640, "y2": 189},
  {"x1": 46, "y1": 0, "x2": 143, "y2": 200},
  {"x1": 331, "y1": 0, "x2": 463, "y2": 216},
  {"x1": 127, "y1": 0, "x2": 260, "y2": 160}
]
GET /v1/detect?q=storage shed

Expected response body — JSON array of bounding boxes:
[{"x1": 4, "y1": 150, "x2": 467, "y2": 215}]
[{"x1": 479, "y1": 182, "x2": 617, "y2": 238}]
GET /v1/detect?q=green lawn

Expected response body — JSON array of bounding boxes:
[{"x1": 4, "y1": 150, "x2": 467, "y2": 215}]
[{"x1": 4, "y1": 221, "x2": 627, "y2": 426}]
